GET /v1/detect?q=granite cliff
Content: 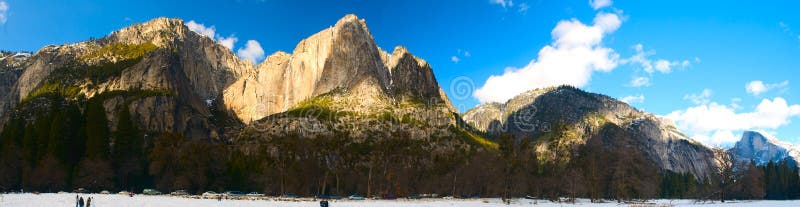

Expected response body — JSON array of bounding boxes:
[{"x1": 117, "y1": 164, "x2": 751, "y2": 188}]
[
  {"x1": 730, "y1": 131, "x2": 800, "y2": 166},
  {"x1": 463, "y1": 86, "x2": 719, "y2": 180}
]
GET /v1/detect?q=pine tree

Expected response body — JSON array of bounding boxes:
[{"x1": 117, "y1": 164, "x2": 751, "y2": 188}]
[
  {"x1": 739, "y1": 161, "x2": 765, "y2": 199},
  {"x1": 112, "y1": 104, "x2": 145, "y2": 191},
  {"x1": 84, "y1": 98, "x2": 110, "y2": 159},
  {"x1": 0, "y1": 116, "x2": 26, "y2": 189}
]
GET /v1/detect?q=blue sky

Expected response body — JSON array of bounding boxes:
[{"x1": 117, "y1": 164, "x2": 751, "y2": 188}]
[{"x1": 1, "y1": 0, "x2": 800, "y2": 146}]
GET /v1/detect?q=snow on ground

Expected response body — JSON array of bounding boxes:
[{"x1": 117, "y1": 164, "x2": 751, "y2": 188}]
[{"x1": 2, "y1": 193, "x2": 800, "y2": 207}]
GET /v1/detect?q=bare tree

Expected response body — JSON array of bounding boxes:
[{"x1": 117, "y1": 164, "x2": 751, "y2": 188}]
[
  {"x1": 563, "y1": 168, "x2": 585, "y2": 203},
  {"x1": 712, "y1": 147, "x2": 734, "y2": 202}
]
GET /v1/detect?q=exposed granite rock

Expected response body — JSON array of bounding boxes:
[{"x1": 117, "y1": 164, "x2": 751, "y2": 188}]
[
  {"x1": 222, "y1": 51, "x2": 292, "y2": 122},
  {"x1": 0, "y1": 53, "x2": 29, "y2": 130},
  {"x1": 103, "y1": 17, "x2": 252, "y2": 99},
  {"x1": 1, "y1": 14, "x2": 459, "y2": 142},
  {"x1": 730, "y1": 131, "x2": 800, "y2": 166},
  {"x1": 461, "y1": 103, "x2": 504, "y2": 134},
  {"x1": 629, "y1": 114, "x2": 718, "y2": 180},
  {"x1": 15, "y1": 44, "x2": 88, "y2": 100},
  {"x1": 223, "y1": 14, "x2": 454, "y2": 123},
  {"x1": 462, "y1": 86, "x2": 719, "y2": 180},
  {"x1": 0, "y1": 17, "x2": 250, "y2": 139}
]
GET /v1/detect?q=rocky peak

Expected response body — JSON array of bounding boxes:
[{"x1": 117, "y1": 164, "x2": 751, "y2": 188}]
[
  {"x1": 462, "y1": 85, "x2": 718, "y2": 180},
  {"x1": 334, "y1": 14, "x2": 370, "y2": 34},
  {"x1": 314, "y1": 14, "x2": 390, "y2": 95},
  {"x1": 465, "y1": 86, "x2": 641, "y2": 134},
  {"x1": 106, "y1": 17, "x2": 188, "y2": 47},
  {"x1": 731, "y1": 131, "x2": 800, "y2": 166},
  {"x1": 384, "y1": 46, "x2": 426, "y2": 71},
  {"x1": 0, "y1": 16, "x2": 255, "y2": 139},
  {"x1": 223, "y1": 14, "x2": 453, "y2": 123}
]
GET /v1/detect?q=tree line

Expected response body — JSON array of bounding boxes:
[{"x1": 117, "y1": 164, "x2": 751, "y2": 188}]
[{"x1": 2, "y1": 95, "x2": 800, "y2": 202}]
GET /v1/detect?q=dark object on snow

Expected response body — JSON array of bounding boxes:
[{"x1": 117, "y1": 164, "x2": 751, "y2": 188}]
[
  {"x1": 86, "y1": 197, "x2": 92, "y2": 207},
  {"x1": 320, "y1": 200, "x2": 329, "y2": 207},
  {"x1": 78, "y1": 197, "x2": 85, "y2": 207}
]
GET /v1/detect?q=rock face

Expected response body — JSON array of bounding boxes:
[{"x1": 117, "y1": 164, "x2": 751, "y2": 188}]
[
  {"x1": 730, "y1": 131, "x2": 800, "y2": 166},
  {"x1": 225, "y1": 15, "x2": 472, "y2": 145},
  {"x1": 462, "y1": 86, "x2": 719, "y2": 180},
  {"x1": 223, "y1": 14, "x2": 452, "y2": 123},
  {"x1": 0, "y1": 17, "x2": 252, "y2": 139},
  {"x1": 1, "y1": 14, "x2": 722, "y2": 183},
  {"x1": 0, "y1": 52, "x2": 29, "y2": 131},
  {"x1": 102, "y1": 17, "x2": 252, "y2": 99},
  {"x1": 0, "y1": 14, "x2": 463, "y2": 143}
]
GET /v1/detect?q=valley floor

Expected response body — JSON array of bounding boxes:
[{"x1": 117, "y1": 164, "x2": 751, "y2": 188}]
[{"x1": 1, "y1": 193, "x2": 799, "y2": 207}]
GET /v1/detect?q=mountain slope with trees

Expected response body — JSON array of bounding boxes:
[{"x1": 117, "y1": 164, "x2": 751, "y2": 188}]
[{"x1": 4, "y1": 14, "x2": 797, "y2": 202}]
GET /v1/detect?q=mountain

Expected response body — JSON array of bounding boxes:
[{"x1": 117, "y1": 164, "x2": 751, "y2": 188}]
[
  {"x1": 463, "y1": 86, "x2": 719, "y2": 180},
  {"x1": 0, "y1": 17, "x2": 252, "y2": 139},
  {"x1": 0, "y1": 52, "x2": 30, "y2": 126},
  {"x1": 222, "y1": 14, "x2": 453, "y2": 123},
  {"x1": 222, "y1": 15, "x2": 472, "y2": 144},
  {"x1": 0, "y1": 14, "x2": 728, "y2": 199},
  {"x1": 0, "y1": 14, "x2": 496, "y2": 195},
  {"x1": 0, "y1": 14, "x2": 464, "y2": 139},
  {"x1": 730, "y1": 131, "x2": 800, "y2": 166}
]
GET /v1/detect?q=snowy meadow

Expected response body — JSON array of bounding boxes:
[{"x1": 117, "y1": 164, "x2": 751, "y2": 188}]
[{"x1": 2, "y1": 193, "x2": 800, "y2": 207}]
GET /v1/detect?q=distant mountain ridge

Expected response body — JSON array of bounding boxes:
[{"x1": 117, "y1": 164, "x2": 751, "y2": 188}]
[
  {"x1": 0, "y1": 14, "x2": 741, "y2": 199},
  {"x1": 222, "y1": 14, "x2": 453, "y2": 124},
  {"x1": 730, "y1": 130, "x2": 800, "y2": 166},
  {"x1": 0, "y1": 14, "x2": 496, "y2": 195},
  {"x1": 462, "y1": 86, "x2": 719, "y2": 180}
]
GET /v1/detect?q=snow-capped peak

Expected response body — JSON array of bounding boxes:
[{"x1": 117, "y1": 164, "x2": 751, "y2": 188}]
[
  {"x1": 0, "y1": 52, "x2": 30, "y2": 62},
  {"x1": 731, "y1": 130, "x2": 800, "y2": 166}
]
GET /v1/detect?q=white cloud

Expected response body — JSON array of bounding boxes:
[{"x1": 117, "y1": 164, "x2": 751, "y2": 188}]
[
  {"x1": 217, "y1": 35, "x2": 238, "y2": 50},
  {"x1": 0, "y1": 1, "x2": 8, "y2": 25},
  {"x1": 237, "y1": 40, "x2": 265, "y2": 64},
  {"x1": 623, "y1": 44, "x2": 654, "y2": 72},
  {"x1": 683, "y1": 88, "x2": 712, "y2": 105},
  {"x1": 780, "y1": 22, "x2": 790, "y2": 32},
  {"x1": 186, "y1": 20, "x2": 216, "y2": 38},
  {"x1": 654, "y1": 60, "x2": 671, "y2": 73},
  {"x1": 621, "y1": 44, "x2": 690, "y2": 74},
  {"x1": 452, "y1": 50, "x2": 470, "y2": 63},
  {"x1": 731, "y1": 97, "x2": 743, "y2": 109},
  {"x1": 630, "y1": 76, "x2": 650, "y2": 87},
  {"x1": 665, "y1": 97, "x2": 800, "y2": 146},
  {"x1": 621, "y1": 94, "x2": 645, "y2": 104},
  {"x1": 473, "y1": 12, "x2": 621, "y2": 103},
  {"x1": 490, "y1": 0, "x2": 513, "y2": 8},
  {"x1": 746, "y1": 81, "x2": 768, "y2": 96},
  {"x1": 653, "y1": 59, "x2": 689, "y2": 73},
  {"x1": 185, "y1": 20, "x2": 239, "y2": 51},
  {"x1": 589, "y1": 0, "x2": 613, "y2": 10},
  {"x1": 492, "y1": 0, "x2": 532, "y2": 13},
  {"x1": 779, "y1": 21, "x2": 799, "y2": 43},
  {"x1": 518, "y1": 3, "x2": 529, "y2": 13},
  {"x1": 746, "y1": 80, "x2": 789, "y2": 96}
]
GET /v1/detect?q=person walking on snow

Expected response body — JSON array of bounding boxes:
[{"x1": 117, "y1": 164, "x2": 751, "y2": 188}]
[
  {"x1": 78, "y1": 197, "x2": 85, "y2": 207},
  {"x1": 86, "y1": 197, "x2": 92, "y2": 207}
]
